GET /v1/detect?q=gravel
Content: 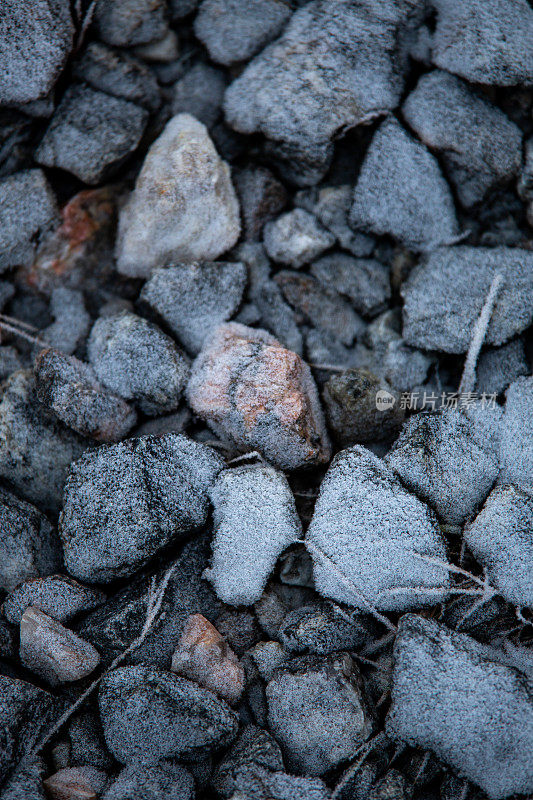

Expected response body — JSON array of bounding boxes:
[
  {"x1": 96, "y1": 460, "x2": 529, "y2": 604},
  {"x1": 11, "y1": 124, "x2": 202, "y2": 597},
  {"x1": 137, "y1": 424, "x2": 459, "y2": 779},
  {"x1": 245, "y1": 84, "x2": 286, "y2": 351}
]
[
  {"x1": 499, "y1": 375, "x2": 533, "y2": 488},
  {"x1": 3, "y1": 574, "x2": 104, "y2": 625},
  {"x1": 102, "y1": 761, "x2": 195, "y2": 800},
  {"x1": 171, "y1": 63, "x2": 227, "y2": 128},
  {"x1": 93, "y1": 0, "x2": 168, "y2": 47},
  {"x1": 263, "y1": 209, "x2": 335, "y2": 268},
  {"x1": 310, "y1": 254, "x2": 390, "y2": 318}
]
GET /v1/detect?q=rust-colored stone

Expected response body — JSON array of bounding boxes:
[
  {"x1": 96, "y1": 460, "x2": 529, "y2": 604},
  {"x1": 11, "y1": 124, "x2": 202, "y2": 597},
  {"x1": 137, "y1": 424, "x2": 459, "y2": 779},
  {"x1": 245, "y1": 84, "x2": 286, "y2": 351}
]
[
  {"x1": 187, "y1": 323, "x2": 331, "y2": 470},
  {"x1": 42, "y1": 767, "x2": 98, "y2": 800},
  {"x1": 171, "y1": 613, "x2": 245, "y2": 705}
]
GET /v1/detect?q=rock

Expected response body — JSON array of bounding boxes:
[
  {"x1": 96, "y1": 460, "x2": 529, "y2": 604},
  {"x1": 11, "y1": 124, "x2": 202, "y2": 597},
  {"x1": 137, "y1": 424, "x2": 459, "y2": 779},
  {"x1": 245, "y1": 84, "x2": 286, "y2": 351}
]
[
  {"x1": 464, "y1": 485, "x2": 533, "y2": 607},
  {"x1": 169, "y1": 0, "x2": 199, "y2": 18},
  {"x1": 499, "y1": 376, "x2": 533, "y2": 488},
  {"x1": 430, "y1": 0, "x2": 533, "y2": 86},
  {"x1": 263, "y1": 209, "x2": 334, "y2": 268},
  {"x1": 101, "y1": 761, "x2": 195, "y2": 800},
  {"x1": 402, "y1": 247, "x2": 533, "y2": 353},
  {"x1": 349, "y1": 117, "x2": 458, "y2": 251},
  {"x1": 195, "y1": 0, "x2": 291, "y2": 66},
  {"x1": 3, "y1": 574, "x2": 105, "y2": 625},
  {"x1": 0, "y1": 370, "x2": 86, "y2": 513},
  {"x1": 171, "y1": 613, "x2": 244, "y2": 704},
  {"x1": 386, "y1": 406, "x2": 501, "y2": 525},
  {"x1": 40, "y1": 288, "x2": 91, "y2": 356},
  {"x1": 87, "y1": 312, "x2": 189, "y2": 416},
  {"x1": 0, "y1": 0, "x2": 74, "y2": 104},
  {"x1": 171, "y1": 64, "x2": 227, "y2": 128},
  {"x1": 34, "y1": 348, "x2": 137, "y2": 442},
  {"x1": 215, "y1": 608, "x2": 260, "y2": 656},
  {"x1": 0, "y1": 618, "x2": 16, "y2": 659},
  {"x1": 254, "y1": 281, "x2": 304, "y2": 355},
  {"x1": 233, "y1": 765, "x2": 332, "y2": 800},
  {"x1": 0, "y1": 488, "x2": 60, "y2": 592},
  {"x1": 1, "y1": 756, "x2": 47, "y2": 800},
  {"x1": 0, "y1": 346, "x2": 24, "y2": 380},
  {"x1": 0, "y1": 169, "x2": 58, "y2": 272},
  {"x1": 141, "y1": 261, "x2": 246, "y2": 355},
  {"x1": 224, "y1": 0, "x2": 423, "y2": 177},
  {"x1": 135, "y1": 407, "x2": 191, "y2": 437},
  {"x1": 35, "y1": 85, "x2": 148, "y2": 185},
  {"x1": 275, "y1": 271, "x2": 365, "y2": 347},
  {"x1": 323, "y1": 369, "x2": 404, "y2": 447},
  {"x1": 266, "y1": 653, "x2": 375, "y2": 776},
  {"x1": 476, "y1": 339, "x2": 529, "y2": 396},
  {"x1": 187, "y1": 323, "x2": 331, "y2": 469},
  {"x1": 0, "y1": 674, "x2": 64, "y2": 786},
  {"x1": 212, "y1": 724, "x2": 284, "y2": 798},
  {"x1": 234, "y1": 166, "x2": 288, "y2": 241},
  {"x1": 59, "y1": 433, "x2": 222, "y2": 583},
  {"x1": 20, "y1": 607, "x2": 100, "y2": 685},
  {"x1": 67, "y1": 711, "x2": 113, "y2": 771},
  {"x1": 43, "y1": 767, "x2": 108, "y2": 800},
  {"x1": 94, "y1": 0, "x2": 168, "y2": 46},
  {"x1": 368, "y1": 770, "x2": 407, "y2": 800},
  {"x1": 386, "y1": 614, "x2": 533, "y2": 799},
  {"x1": 279, "y1": 603, "x2": 374, "y2": 656},
  {"x1": 73, "y1": 42, "x2": 161, "y2": 111},
  {"x1": 295, "y1": 185, "x2": 375, "y2": 257},
  {"x1": 116, "y1": 114, "x2": 240, "y2": 278},
  {"x1": 98, "y1": 665, "x2": 239, "y2": 763},
  {"x1": 402, "y1": 71, "x2": 522, "y2": 208},
  {"x1": 135, "y1": 28, "x2": 179, "y2": 62},
  {"x1": 307, "y1": 446, "x2": 450, "y2": 612},
  {"x1": 206, "y1": 464, "x2": 302, "y2": 605},
  {"x1": 311, "y1": 254, "x2": 390, "y2": 317}
]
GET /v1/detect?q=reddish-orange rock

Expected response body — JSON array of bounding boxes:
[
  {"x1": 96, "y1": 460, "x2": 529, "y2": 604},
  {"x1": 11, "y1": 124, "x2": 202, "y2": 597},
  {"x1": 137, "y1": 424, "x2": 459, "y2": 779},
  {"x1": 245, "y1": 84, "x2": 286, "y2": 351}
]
[
  {"x1": 43, "y1": 767, "x2": 103, "y2": 800},
  {"x1": 187, "y1": 323, "x2": 331, "y2": 470},
  {"x1": 171, "y1": 614, "x2": 245, "y2": 705}
]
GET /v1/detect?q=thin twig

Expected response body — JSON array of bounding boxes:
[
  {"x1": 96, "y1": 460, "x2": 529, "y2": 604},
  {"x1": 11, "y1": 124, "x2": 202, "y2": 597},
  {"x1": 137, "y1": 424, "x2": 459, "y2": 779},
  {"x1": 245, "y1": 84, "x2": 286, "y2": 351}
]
[
  {"x1": 307, "y1": 363, "x2": 348, "y2": 372},
  {"x1": 0, "y1": 320, "x2": 49, "y2": 349},
  {"x1": 459, "y1": 272, "x2": 504, "y2": 394},
  {"x1": 0, "y1": 313, "x2": 39, "y2": 333}
]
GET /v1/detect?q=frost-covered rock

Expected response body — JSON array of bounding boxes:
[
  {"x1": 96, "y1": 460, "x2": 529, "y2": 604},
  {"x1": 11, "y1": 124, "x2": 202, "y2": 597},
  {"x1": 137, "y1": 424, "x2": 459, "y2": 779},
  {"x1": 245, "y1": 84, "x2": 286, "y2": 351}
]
[
  {"x1": 4, "y1": 574, "x2": 104, "y2": 625},
  {"x1": 476, "y1": 339, "x2": 529, "y2": 396},
  {"x1": 295, "y1": 185, "x2": 376, "y2": 257},
  {"x1": 102, "y1": 761, "x2": 195, "y2": 800},
  {"x1": 307, "y1": 446, "x2": 450, "y2": 612},
  {"x1": 311, "y1": 254, "x2": 390, "y2": 317},
  {"x1": 94, "y1": 0, "x2": 168, "y2": 46},
  {"x1": 234, "y1": 166, "x2": 288, "y2": 241},
  {"x1": 187, "y1": 323, "x2": 331, "y2": 470},
  {"x1": 403, "y1": 71, "x2": 522, "y2": 208},
  {"x1": 499, "y1": 376, "x2": 533, "y2": 489},
  {"x1": 206, "y1": 464, "x2": 302, "y2": 605},
  {"x1": 402, "y1": 247, "x2": 533, "y2": 353},
  {"x1": 386, "y1": 614, "x2": 533, "y2": 799},
  {"x1": 171, "y1": 64, "x2": 227, "y2": 128},
  {"x1": 116, "y1": 114, "x2": 240, "y2": 278},
  {"x1": 349, "y1": 117, "x2": 458, "y2": 251},
  {"x1": 263, "y1": 209, "x2": 334, "y2": 268}
]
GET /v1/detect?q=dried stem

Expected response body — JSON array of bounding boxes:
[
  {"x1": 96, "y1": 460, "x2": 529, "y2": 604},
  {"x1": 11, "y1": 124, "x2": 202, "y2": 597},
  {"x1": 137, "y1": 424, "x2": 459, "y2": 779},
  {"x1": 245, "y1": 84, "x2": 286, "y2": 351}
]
[
  {"x1": 0, "y1": 320, "x2": 50, "y2": 349},
  {"x1": 459, "y1": 272, "x2": 504, "y2": 394}
]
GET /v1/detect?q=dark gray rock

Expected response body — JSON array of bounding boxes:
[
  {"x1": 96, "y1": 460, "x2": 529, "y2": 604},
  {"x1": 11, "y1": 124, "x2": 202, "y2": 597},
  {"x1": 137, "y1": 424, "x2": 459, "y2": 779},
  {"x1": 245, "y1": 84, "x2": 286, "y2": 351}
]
[
  {"x1": 233, "y1": 765, "x2": 332, "y2": 800},
  {"x1": 266, "y1": 653, "x2": 375, "y2": 776},
  {"x1": 430, "y1": 0, "x2": 533, "y2": 85},
  {"x1": 311, "y1": 254, "x2": 390, "y2": 317},
  {"x1": 34, "y1": 348, "x2": 137, "y2": 442},
  {"x1": 279, "y1": 603, "x2": 374, "y2": 656},
  {"x1": 39, "y1": 288, "x2": 91, "y2": 356},
  {"x1": 224, "y1": 0, "x2": 423, "y2": 177},
  {"x1": 98, "y1": 665, "x2": 239, "y2": 763},
  {"x1": 403, "y1": 71, "x2": 522, "y2": 208},
  {"x1": 35, "y1": 85, "x2": 148, "y2": 184},
  {"x1": 206, "y1": 464, "x2": 301, "y2": 606},
  {"x1": 386, "y1": 406, "x2": 501, "y2": 525},
  {"x1": 476, "y1": 339, "x2": 529, "y2": 396},
  {"x1": 263, "y1": 209, "x2": 334, "y2": 268},
  {"x1": 402, "y1": 247, "x2": 533, "y2": 353},
  {"x1": 211, "y1": 724, "x2": 284, "y2": 798},
  {"x1": 499, "y1": 376, "x2": 533, "y2": 488},
  {"x1": 94, "y1": 0, "x2": 168, "y2": 46},
  {"x1": 349, "y1": 117, "x2": 459, "y2": 251},
  {"x1": 0, "y1": 756, "x2": 47, "y2": 800},
  {"x1": 0, "y1": 618, "x2": 16, "y2": 659},
  {"x1": 59, "y1": 433, "x2": 223, "y2": 583},
  {"x1": 0, "y1": 347, "x2": 24, "y2": 381},
  {"x1": 135, "y1": 407, "x2": 191, "y2": 438},
  {"x1": 67, "y1": 711, "x2": 114, "y2": 771},
  {"x1": 3, "y1": 574, "x2": 105, "y2": 625},
  {"x1": 169, "y1": 0, "x2": 199, "y2": 18},
  {"x1": 465, "y1": 485, "x2": 533, "y2": 608},
  {"x1": 102, "y1": 760, "x2": 195, "y2": 800},
  {"x1": 0, "y1": 0, "x2": 74, "y2": 104},
  {"x1": 0, "y1": 370, "x2": 87, "y2": 513},
  {"x1": 255, "y1": 280, "x2": 303, "y2": 355},
  {"x1": 0, "y1": 169, "x2": 58, "y2": 272},
  {"x1": 0, "y1": 488, "x2": 60, "y2": 592},
  {"x1": 73, "y1": 43, "x2": 161, "y2": 111},
  {"x1": 88, "y1": 312, "x2": 189, "y2": 416},
  {"x1": 234, "y1": 166, "x2": 288, "y2": 241},
  {"x1": 141, "y1": 261, "x2": 247, "y2": 355},
  {"x1": 386, "y1": 614, "x2": 533, "y2": 799},
  {"x1": 295, "y1": 185, "x2": 375, "y2": 257},
  {"x1": 171, "y1": 64, "x2": 227, "y2": 128},
  {"x1": 307, "y1": 446, "x2": 450, "y2": 612}
]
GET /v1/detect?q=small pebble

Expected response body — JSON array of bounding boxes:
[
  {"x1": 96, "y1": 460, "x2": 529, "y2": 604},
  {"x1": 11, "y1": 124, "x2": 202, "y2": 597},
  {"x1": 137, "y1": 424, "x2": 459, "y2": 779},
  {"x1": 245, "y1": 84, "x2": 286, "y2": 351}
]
[{"x1": 263, "y1": 209, "x2": 335, "y2": 268}]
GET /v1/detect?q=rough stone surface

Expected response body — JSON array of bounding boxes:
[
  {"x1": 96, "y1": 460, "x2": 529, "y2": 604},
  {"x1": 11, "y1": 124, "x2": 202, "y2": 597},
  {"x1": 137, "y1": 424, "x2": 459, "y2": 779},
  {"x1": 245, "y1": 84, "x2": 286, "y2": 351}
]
[
  {"x1": 0, "y1": 370, "x2": 86, "y2": 513},
  {"x1": 116, "y1": 114, "x2": 240, "y2": 278},
  {"x1": 499, "y1": 376, "x2": 533, "y2": 489},
  {"x1": 98, "y1": 665, "x2": 239, "y2": 763},
  {"x1": 233, "y1": 765, "x2": 332, "y2": 800},
  {"x1": 40, "y1": 288, "x2": 91, "y2": 356},
  {"x1": 0, "y1": 169, "x2": 58, "y2": 272},
  {"x1": 20, "y1": 607, "x2": 100, "y2": 685},
  {"x1": 386, "y1": 407, "x2": 501, "y2": 525},
  {"x1": 263, "y1": 209, "x2": 335, "y2": 268},
  {"x1": 3, "y1": 574, "x2": 105, "y2": 625},
  {"x1": 430, "y1": 0, "x2": 533, "y2": 86},
  {"x1": 94, "y1": 0, "x2": 168, "y2": 46},
  {"x1": 234, "y1": 166, "x2": 288, "y2": 241},
  {"x1": 402, "y1": 247, "x2": 533, "y2": 353},
  {"x1": 35, "y1": 85, "x2": 148, "y2": 184},
  {"x1": 1, "y1": 756, "x2": 47, "y2": 800},
  {"x1": 0, "y1": 0, "x2": 74, "y2": 105},
  {"x1": 141, "y1": 261, "x2": 246, "y2": 355},
  {"x1": 403, "y1": 71, "x2": 523, "y2": 208},
  {"x1": 206, "y1": 464, "x2": 302, "y2": 605},
  {"x1": 43, "y1": 766, "x2": 108, "y2": 800},
  {"x1": 35, "y1": 348, "x2": 137, "y2": 442},
  {"x1": 307, "y1": 446, "x2": 450, "y2": 612},
  {"x1": 386, "y1": 614, "x2": 533, "y2": 799},
  {"x1": 171, "y1": 64, "x2": 227, "y2": 128},
  {"x1": 171, "y1": 613, "x2": 244, "y2": 704},
  {"x1": 212, "y1": 724, "x2": 284, "y2": 798},
  {"x1": 67, "y1": 711, "x2": 114, "y2": 771},
  {"x1": 266, "y1": 653, "x2": 375, "y2": 776},
  {"x1": 311, "y1": 254, "x2": 390, "y2": 317},
  {"x1": 187, "y1": 323, "x2": 331, "y2": 470},
  {"x1": 88, "y1": 312, "x2": 189, "y2": 416},
  {"x1": 350, "y1": 117, "x2": 459, "y2": 251},
  {"x1": 476, "y1": 339, "x2": 529, "y2": 396},
  {"x1": 279, "y1": 603, "x2": 374, "y2": 656},
  {"x1": 295, "y1": 185, "x2": 375, "y2": 257},
  {"x1": 59, "y1": 434, "x2": 222, "y2": 583},
  {"x1": 0, "y1": 488, "x2": 60, "y2": 592},
  {"x1": 102, "y1": 761, "x2": 195, "y2": 800},
  {"x1": 254, "y1": 280, "x2": 303, "y2": 355}
]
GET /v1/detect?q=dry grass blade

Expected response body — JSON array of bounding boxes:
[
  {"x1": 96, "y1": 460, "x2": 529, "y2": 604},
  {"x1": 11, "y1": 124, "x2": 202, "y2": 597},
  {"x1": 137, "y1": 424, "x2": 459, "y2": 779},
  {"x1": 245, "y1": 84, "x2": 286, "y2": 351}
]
[{"x1": 459, "y1": 272, "x2": 504, "y2": 394}]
